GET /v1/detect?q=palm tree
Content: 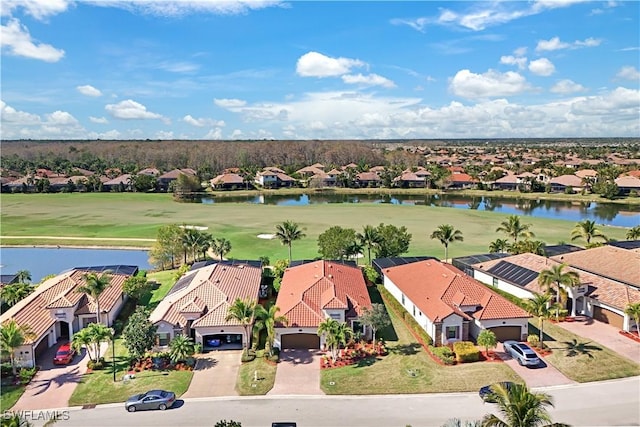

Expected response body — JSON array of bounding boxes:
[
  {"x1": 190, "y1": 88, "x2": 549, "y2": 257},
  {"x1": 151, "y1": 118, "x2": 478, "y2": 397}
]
[
  {"x1": 79, "y1": 322, "x2": 112, "y2": 363},
  {"x1": 78, "y1": 272, "x2": 112, "y2": 325},
  {"x1": 481, "y1": 382, "x2": 566, "y2": 427},
  {"x1": 488, "y1": 238, "x2": 510, "y2": 254},
  {"x1": 16, "y1": 270, "x2": 32, "y2": 284},
  {"x1": 0, "y1": 283, "x2": 34, "y2": 307},
  {"x1": 211, "y1": 237, "x2": 232, "y2": 261},
  {"x1": 624, "y1": 302, "x2": 640, "y2": 339},
  {"x1": 524, "y1": 293, "x2": 552, "y2": 349},
  {"x1": 275, "y1": 220, "x2": 306, "y2": 262},
  {"x1": 357, "y1": 225, "x2": 380, "y2": 265},
  {"x1": 626, "y1": 225, "x2": 640, "y2": 240},
  {"x1": 538, "y1": 264, "x2": 580, "y2": 322},
  {"x1": 225, "y1": 298, "x2": 256, "y2": 350},
  {"x1": 496, "y1": 215, "x2": 535, "y2": 243},
  {"x1": 345, "y1": 239, "x2": 364, "y2": 264},
  {"x1": 71, "y1": 327, "x2": 95, "y2": 362},
  {"x1": 0, "y1": 320, "x2": 35, "y2": 376},
  {"x1": 169, "y1": 335, "x2": 195, "y2": 363},
  {"x1": 430, "y1": 224, "x2": 464, "y2": 262},
  {"x1": 199, "y1": 232, "x2": 214, "y2": 260},
  {"x1": 254, "y1": 304, "x2": 288, "y2": 356},
  {"x1": 317, "y1": 317, "x2": 340, "y2": 362},
  {"x1": 570, "y1": 219, "x2": 607, "y2": 246}
]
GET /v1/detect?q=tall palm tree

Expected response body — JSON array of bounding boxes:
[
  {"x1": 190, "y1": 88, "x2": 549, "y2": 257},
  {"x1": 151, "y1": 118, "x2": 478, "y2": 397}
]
[
  {"x1": 254, "y1": 304, "x2": 288, "y2": 356},
  {"x1": 0, "y1": 320, "x2": 35, "y2": 376},
  {"x1": 211, "y1": 237, "x2": 232, "y2": 261},
  {"x1": 430, "y1": 224, "x2": 464, "y2": 262},
  {"x1": 538, "y1": 264, "x2": 580, "y2": 322},
  {"x1": 16, "y1": 270, "x2": 32, "y2": 284},
  {"x1": 626, "y1": 225, "x2": 640, "y2": 240},
  {"x1": 225, "y1": 298, "x2": 256, "y2": 350},
  {"x1": 169, "y1": 335, "x2": 195, "y2": 363},
  {"x1": 199, "y1": 232, "x2": 214, "y2": 260},
  {"x1": 78, "y1": 272, "x2": 112, "y2": 325},
  {"x1": 496, "y1": 215, "x2": 535, "y2": 243},
  {"x1": 482, "y1": 383, "x2": 566, "y2": 427},
  {"x1": 570, "y1": 219, "x2": 607, "y2": 246},
  {"x1": 345, "y1": 239, "x2": 364, "y2": 264},
  {"x1": 0, "y1": 283, "x2": 34, "y2": 307},
  {"x1": 524, "y1": 293, "x2": 552, "y2": 349},
  {"x1": 317, "y1": 317, "x2": 340, "y2": 362},
  {"x1": 624, "y1": 302, "x2": 640, "y2": 339},
  {"x1": 357, "y1": 225, "x2": 380, "y2": 265},
  {"x1": 488, "y1": 238, "x2": 510, "y2": 254},
  {"x1": 71, "y1": 327, "x2": 95, "y2": 362},
  {"x1": 275, "y1": 220, "x2": 306, "y2": 262}
]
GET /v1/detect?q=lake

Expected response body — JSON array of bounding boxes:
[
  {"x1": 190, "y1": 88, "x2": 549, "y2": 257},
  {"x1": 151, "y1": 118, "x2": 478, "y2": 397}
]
[
  {"x1": 0, "y1": 247, "x2": 152, "y2": 284},
  {"x1": 198, "y1": 193, "x2": 640, "y2": 227}
]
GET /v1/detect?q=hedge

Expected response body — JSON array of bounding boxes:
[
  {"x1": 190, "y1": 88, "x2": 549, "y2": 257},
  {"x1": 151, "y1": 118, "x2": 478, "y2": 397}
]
[
  {"x1": 377, "y1": 285, "x2": 433, "y2": 346},
  {"x1": 430, "y1": 346, "x2": 455, "y2": 365},
  {"x1": 453, "y1": 341, "x2": 480, "y2": 363}
]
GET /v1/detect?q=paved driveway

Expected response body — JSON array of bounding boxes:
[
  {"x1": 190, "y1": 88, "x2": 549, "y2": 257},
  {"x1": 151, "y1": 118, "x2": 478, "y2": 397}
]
[
  {"x1": 269, "y1": 349, "x2": 323, "y2": 395},
  {"x1": 495, "y1": 344, "x2": 576, "y2": 388},
  {"x1": 182, "y1": 350, "x2": 241, "y2": 398}
]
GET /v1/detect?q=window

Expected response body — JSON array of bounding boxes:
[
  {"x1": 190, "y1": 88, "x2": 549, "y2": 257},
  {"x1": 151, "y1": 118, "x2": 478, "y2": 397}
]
[
  {"x1": 157, "y1": 333, "x2": 170, "y2": 346},
  {"x1": 329, "y1": 312, "x2": 341, "y2": 320},
  {"x1": 401, "y1": 294, "x2": 405, "y2": 305},
  {"x1": 492, "y1": 277, "x2": 498, "y2": 286},
  {"x1": 419, "y1": 311, "x2": 422, "y2": 317},
  {"x1": 446, "y1": 326, "x2": 458, "y2": 339},
  {"x1": 412, "y1": 305, "x2": 416, "y2": 316},
  {"x1": 351, "y1": 321, "x2": 363, "y2": 333}
]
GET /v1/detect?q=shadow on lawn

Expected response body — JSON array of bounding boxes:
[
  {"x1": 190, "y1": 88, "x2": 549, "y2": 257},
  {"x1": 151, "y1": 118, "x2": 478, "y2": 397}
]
[
  {"x1": 389, "y1": 343, "x2": 421, "y2": 356},
  {"x1": 561, "y1": 339, "x2": 602, "y2": 359}
]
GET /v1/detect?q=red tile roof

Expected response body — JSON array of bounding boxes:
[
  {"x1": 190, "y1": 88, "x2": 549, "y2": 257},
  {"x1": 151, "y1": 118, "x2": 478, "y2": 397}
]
[
  {"x1": 383, "y1": 260, "x2": 530, "y2": 322},
  {"x1": 450, "y1": 173, "x2": 477, "y2": 183},
  {"x1": 211, "y1": 173, "x2": 244, "y2": 185},
  {"x1": 551, "y1": 246, "x2": 639, "y2": 287},
  {"x1": 275, "y1": 261, "x2": 371, "y2": 328}
]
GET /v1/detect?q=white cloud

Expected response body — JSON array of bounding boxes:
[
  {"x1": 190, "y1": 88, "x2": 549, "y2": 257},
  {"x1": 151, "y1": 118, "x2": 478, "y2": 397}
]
[
  {"x1": 0, "y1": 18, "x2": 65, "y2": 62},
  {"x1": 105, "y1": 99, "x2": 164, "y2": 120},
  {"x1": 46, "y1": 110, "x2": 78, "y2": 125},
  {"x1": 550, "y1": 79, "x2": 586, "y2": 94},
  {"x1": 230, "y1": 129, "x2": 244, "y2": 139},
  {"x1": 98, "y1": 0, "x2": 285, "y2": 17},
  {"x1": 0, "y1": 100, "x2": 40, "y2": 124},
  {"x1": 296, "y1": 51, "x2": 366, "y2": 78},
  {"x1": 204, "y1": 128, "x2": 223, "y2": 139},
  {"x1": 449, "y1": 69, "x2": 532, "y2": 99},
  {"x1": 528, "y1": 58, "x2": 555, "y2": 76},
  {"x1": 500, "y1": 55, "x2": 527, "y2": 70},
  {"x1": 89, "y1": 116, "x2": 108, "y2": 124},
  {"x1": 536, "y1": 36, "x2": 602, "y2": 52},
  {"x1": 182, "y1": 115, "x2": 225, "y2": 127},
  {"x1": 155, "y1": 130, "x2": 174, "y2": 139},
  {"x1": 214, "y1": 98, "x2": 247, "y2": 109},
  {"x1": 1, "y1": 0, "x2": 71, "y2": 21},
  {"x1": 616, "y1": 66, "x2": 640, "y2": 81},
  {"x1": 156, "y1": 61, "x2": 200, "y2": 73},
  {"x1": 77, "y1": 85, "x2": 102, "y2": 97},
  {"x1": 341, "y1": 73, "x2": 396, "y2": 88},
  {"x1": 389, "y1": 17, "x2": 429, "y2": 32}
]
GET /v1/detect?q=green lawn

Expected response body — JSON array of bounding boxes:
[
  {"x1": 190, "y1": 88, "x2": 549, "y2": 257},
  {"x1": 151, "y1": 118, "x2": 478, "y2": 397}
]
[
  {"x1": 141, "y1": 269, "x2": 178, "y2": 310},
  {"x1": 236, "y1": 356, "x2": 277, "y2": 395},
  {"x1": 0, "y1": 193, "x2": 631, "y2": 261},
  {"x1": 321, "y1": 301, "x2": 522, "y2": 394},
  {"x1": 68, "y1": 338, "x2": 193, "y2": 407},
  {"x1": 0, "y1": 384, "x2": 25, "y2": 412},
  {"x1": 530, "y1": 321, "x2": 640, "y2": 382}
]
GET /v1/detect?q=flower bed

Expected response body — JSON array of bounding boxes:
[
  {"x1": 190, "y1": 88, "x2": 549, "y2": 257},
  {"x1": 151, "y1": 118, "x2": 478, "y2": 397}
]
[
  {"x1": 320, "y1": 342, "x2": 388, "y2": 369},
  {"x1": 129, "y1": 354, "x2": 194, "y2": 372},
  {"x1": 619, "y1": 330, "x2": 640, "y2": 344}
]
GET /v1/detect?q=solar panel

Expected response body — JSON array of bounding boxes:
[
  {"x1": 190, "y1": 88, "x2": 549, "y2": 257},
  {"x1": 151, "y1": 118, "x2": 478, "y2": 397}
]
[
  {"x1": 608, "y1": 240, "x2": 640, "y2": 250},
  {"x1": 290, "y1": 259, "x2": 357, "y2": 267},
  {"x1": 166, "y1": 272, "x2": 196, "y2": 297},
  {"x1": 372, "y1": 256, "x2": 438, "y2": 274},
  {"x1": 487, "y1": 261, "x2": 539, "y2": 287},
  {"x1": 450, "y1": 253, "x2": 510, "y2": 272},
  {"x1": 543, "y1": 244, "x2": 584, "y2": 257},
  {"x1": 190, "y1": 259, "x2": 263, "y2": 270},
  {"x1": 74, "y1": 265, "x2": 139, "y2": 276}
]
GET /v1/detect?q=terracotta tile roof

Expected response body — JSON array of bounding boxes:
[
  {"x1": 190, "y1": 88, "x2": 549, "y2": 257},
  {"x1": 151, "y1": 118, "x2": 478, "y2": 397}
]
[
  {"x1": 495, "y1": 174, "x2": 519, "y2": 184},
  {"x1": 624, "y1": 170, "x2": 640, "y2": 178},
  {"x1": 275, "y1": 173, "x2": 295, "y2": 182},
  {"x1": 356, "y1": 172, "x2": 381, "y2": 181},
  {"x1": 296, "y1": 166, "x2": 325, "y2": 175},
  {"x1": 138, "y1": 168, "x2": 160, "y2": 176},
  {"x1": 0, "y1": 270, "x2": 129, "y2": 345},
  {"x1": 551, "y1": 246, "x2": 640, "y2": 287},
  {"x1": 263, "y1": 166, "x2": 286, "y2": 174},
  {"x1": 275, "y1": 261, "x2": 371, "y2": 328},
  {"x1": 473, "y1": 253, "x2": 640, "y2": 311},
  {"x1": 211, "y1": 173, "x2": 244, "y2": 185},
  {"x1": 103, "y1": 174, "x2": 131, "y2": 186},
  {"x1": 159, "y1": 168, "x2": 196, "y2": 179},
  {"x1": 394, "y1": 171, "x2": 424, "y2": 182},
  {"x1": 450, "y1": 173, "x2": 477, "y2": 183},
  {"x1": 615, "y1": 175, "x2": 640, "y2": 188},
  {"x1": 575, "y1": 169, "x2": 598, "y2": 178},
  {"x1": 382, "y1": 260, "x2": 530, "y2": 323},
  {"x1": 150, "y1": 263, "x2": 261, "y2": 328},
  {"x1": 550, "y1": 174, "x2": 583, "y2": 187}
]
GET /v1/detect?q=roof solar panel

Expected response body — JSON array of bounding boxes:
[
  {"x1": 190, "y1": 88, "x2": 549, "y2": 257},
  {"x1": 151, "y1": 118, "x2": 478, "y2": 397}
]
[
  {"x1": 487, "y1": 261, "x2": 539, "y2": 287},
  {"x1": 543, "y1": 244, "x2": 584, "y2": 257},
  {"x1": 372, "y1": 256, "x2": 438, "y2": 273},
  {"x1": 609, "y1": 240, "x2": 640, "y2": 250},
  {"x1": 166, "y1": 272, "x2": 196, "y2": 297},
  {"x1": 74, "y1": 265, "x2": 139, "y2": 276}
]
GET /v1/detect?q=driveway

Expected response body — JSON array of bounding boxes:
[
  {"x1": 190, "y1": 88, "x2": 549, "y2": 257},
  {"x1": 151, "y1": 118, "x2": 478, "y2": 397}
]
[
  {"x1": 269, "y1": 349, "x2": 323, "y2": 395},
  {"x1": 12, "y1": 342, "x2": 105, "y2": 411},
  {"x1": 495, "y1": 344, "x2": 576, "y2": 388},
  {"x1": 182, "y1": 350, "x2": 241, "y2": 398}
]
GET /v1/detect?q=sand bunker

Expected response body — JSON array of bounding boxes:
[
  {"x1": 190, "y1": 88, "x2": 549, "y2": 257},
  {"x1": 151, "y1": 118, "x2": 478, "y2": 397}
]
[{"x1": 257, "y1": 233, "x2": 276, "y2": 239}]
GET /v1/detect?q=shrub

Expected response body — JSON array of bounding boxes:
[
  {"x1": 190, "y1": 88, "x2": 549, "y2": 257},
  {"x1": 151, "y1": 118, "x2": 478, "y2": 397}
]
[
  {"x1": 87, "y1": 358, "x2": 106, "y2": 370},
  {"x1": 453, "y1": 341, "x2": 480, "y2": 363},
  {"x1": 268, "y1": 353, "x2": 279, "y2": 363},
  {"x1": 1, "y1": 362, "x2": 13, "y2": 376},
  {"x1": 527, "y1": 335, "x2": 540, "y2": 348},
  {"x1": 430, "y1": 346, "x2": 455, "y2": 365},
  {"x1": 194, "y1": 343, "x2": 203, "y2": 354},
  {"x1": 240, "y1": 349, "x2": 255, "y2": 363},
  {"x1": 18, "y1": 367, "x2": 36, "y2": 385}
]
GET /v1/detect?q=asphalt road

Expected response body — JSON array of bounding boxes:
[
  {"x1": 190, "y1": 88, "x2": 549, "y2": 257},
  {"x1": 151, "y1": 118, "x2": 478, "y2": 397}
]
[{"x1": 26, "y1": 377, "x2": 640, "y2": 427}]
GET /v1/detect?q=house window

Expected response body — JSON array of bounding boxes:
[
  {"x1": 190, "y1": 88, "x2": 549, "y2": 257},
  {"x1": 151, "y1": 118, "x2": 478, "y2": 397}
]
[
  {"x1": 446, "y1": 326, "x2": 458, "y2": 339},
  {"x1": 401, "y1": 294, "x2": 405, "y2": 305},
  {"x1": 329, "y1": 312, "x2": 341, "y2": 320},
  {"x1": 492, "y1": 277, "x2": 498, "y2": 286},
  {"x1": 351, "y1": 321, "x2": 363, "y2": 333},
  {"x1": 419, "y1": 311, "x2": 422, "y2": 317},
  {"x1": 157, "y1": 333, "x2": 170, "y2": 347},
  {"x1": 412, "y1": 305, "x2": 416, "y2": 316},
  {"x1": 173, "y1": 328, "x2": 183, "y2": 337}
]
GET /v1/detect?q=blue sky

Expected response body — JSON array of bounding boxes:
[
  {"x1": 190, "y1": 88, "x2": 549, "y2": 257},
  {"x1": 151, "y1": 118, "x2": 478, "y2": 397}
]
[{"x1": 1, "y1": 0, "x2": 639, "y2": 140}]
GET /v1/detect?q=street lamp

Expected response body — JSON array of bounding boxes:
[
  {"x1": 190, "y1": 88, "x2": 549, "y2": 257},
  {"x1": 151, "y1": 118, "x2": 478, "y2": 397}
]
[{"x1": 110, "y1": 327, "x2": 116, "y2": 382}]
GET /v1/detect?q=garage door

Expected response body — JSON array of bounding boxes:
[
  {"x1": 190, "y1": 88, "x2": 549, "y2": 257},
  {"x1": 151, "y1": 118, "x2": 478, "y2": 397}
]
[
  {"x1": 34, "y1": 336, "x2": 49, "y2": 365},
  {"x1": 487, "y1": 326, "x2": 522, "y2": 342},
  {"x1": 593, "y1": 306, "x2": 624, "y2": 329},
  {"x1": 281, "y1": 334, "x2": 320, "y2": 349}
]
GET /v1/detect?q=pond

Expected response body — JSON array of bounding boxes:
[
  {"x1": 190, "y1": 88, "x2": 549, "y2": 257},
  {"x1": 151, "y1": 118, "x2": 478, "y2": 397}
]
[
  {"x1": 0, "y1": 247, "x2": 152, "y2": 284},
  {"x1": 197, "y1": 193, "x2": 640, "y2": 227}
]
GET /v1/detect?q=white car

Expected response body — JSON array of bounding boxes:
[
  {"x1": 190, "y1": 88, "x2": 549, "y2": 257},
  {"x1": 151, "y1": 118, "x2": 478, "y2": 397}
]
[{"x1": 503, "y1": 340, "x2": 541, "y2": 367}]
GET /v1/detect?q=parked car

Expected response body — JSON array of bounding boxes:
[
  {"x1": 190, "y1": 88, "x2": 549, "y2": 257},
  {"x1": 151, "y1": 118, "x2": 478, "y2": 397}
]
[
  {"x1": 503, "y1": 340, "x2": 541, "y2": 367},
  {"x1": 479, "y1": 381, "x2": 515, "y2": 403},
  {"x1": 125, "y1": 390, "x2": 176, "y2": 412},
  {"x1": 53, "y1": 342, "x2": 75, "y2": 365}
]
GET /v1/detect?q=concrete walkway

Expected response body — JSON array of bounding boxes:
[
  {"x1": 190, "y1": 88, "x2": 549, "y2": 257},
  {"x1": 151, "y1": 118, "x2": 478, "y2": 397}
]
[
  {"x1": 13, "y1": 342, "x2": 107, "y2": 411},
  {"x1": 182, "y1": 350, "x2": 242, "y2": 398},
  {"x1": 269, "y1": 349, "x2": 323, "y2": 395},
  {"x1": 555, "y1": 317, "x2": 640, "y2": 364}
]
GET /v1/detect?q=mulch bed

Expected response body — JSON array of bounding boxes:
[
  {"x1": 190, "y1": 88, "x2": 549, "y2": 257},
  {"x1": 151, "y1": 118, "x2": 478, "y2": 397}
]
[{"x1": 619, "y1": 330, "x2": 640, "y2": 344}]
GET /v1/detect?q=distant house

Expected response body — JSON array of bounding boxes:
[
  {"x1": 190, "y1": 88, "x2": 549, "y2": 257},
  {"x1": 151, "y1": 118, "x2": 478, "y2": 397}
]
[
  {"x1": 381, "y1": 259, "x2": 530, "y2": 344},
  {"x1": 394, "y1": 171, "x2": 427, "y2": 188},
  {"x1": 448, "y1": 173, "x2": 478, "y2": 189},
  {"x1": 549, "y1": 174, "x2": 584, "y2": 192},
  {"x1": 150, "y1": 262, "x2": 262, "y2": 349},
  {"x1": 615, "y1": 175, "x2": 640, "y2": 195},
  {"x1": 295, "y1": 164, "x2": 325, "y2": 178},
  {"x1": 138, "y1": 167, "x2": 160, "y2": 176},
  {"x1": 103, "y1": 174, "x2": 132, "y2": 191},
  {"x1": 274, "y1": 260, "x2": 372, "y2": 350},
  {"x1": 158, "y1": 168, "x2": 198, "y2": 191},
  {"x1": 355, "y1": 171, "x2": 381, "y2": 187},
  {"x1": 255, "y1": 170, "x2": 296, "y2": 188},
  {"x1": 210, "y1": 173, "x2": 246, "y2": 190}
]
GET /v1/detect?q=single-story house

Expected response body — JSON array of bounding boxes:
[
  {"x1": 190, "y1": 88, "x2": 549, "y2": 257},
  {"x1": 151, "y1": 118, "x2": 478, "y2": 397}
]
[
  {"x1": 615, "y1": 175, "x2": 640, "y2": 195},
  {"x1": 210, "y1": 173, "x2": 246, "y2": 190},
  {"x1": 158, "y1": 168, "x2": 198, "y2": 191},
  {"x1": 549, "y1": 174, "x2": 584, "y2": 192},
  {"x1": 255, "y1": 170, "x2": 296, "y2": 188},
  {"x1": 0, "y1": 266, "x2": 135, "y2": 368},
  {"x1": 381, "y1": 260, "x2": 530, "y2": 344},
  {"x1": 394, "y1": 171, "x2": 427, "y2": 188},
  {"x1": 149, "y1": 262, "x2": 262, "y2": 349},
  {"x1": 274, "y1": 260, "x2": 372, "y2": 350},
  {"x1": 103, "y1": 174, "x2": 132, "y2": 191},
  {"x1": 355, "y1": 171, "x2": 381, "y2": 187}
]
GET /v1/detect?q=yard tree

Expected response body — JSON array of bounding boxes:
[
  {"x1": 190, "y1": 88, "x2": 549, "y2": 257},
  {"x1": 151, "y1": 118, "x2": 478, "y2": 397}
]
[
  {"x1": 430, "y1": 224, "x2": 464, "y2": 262},
  {"x1": 226, "y1": 298, "x2": 256, "y2": 350},
  {"x1": 211, "y1": 237, "x2": 232, "y2": 261},
  {"x1": 16, "y1": 270, "x2": 32, "y2": 284},
  {"x1": 476, "y1": 329, "x2": 497, "y2": 356},
  {"x1": 524, "y1": 293, "x2": 552, "y2": 349},
  {"x1": 624, "y1": 302, "x2": 640, "y2": 339},
  {"x1": 373, "y1": 223, "x2": 412, "y2": 258},
  {"x1": 122, "y1": 276, "x2": 153, "y2": 304},
  {"x1": 168, "y1": 335, "x2": 195, "y2": 363},
  {"x1": 509, "y1": 239, "x2": 546, "y2": 256},
  {"x1": 317, "y1": 226, "x2": 358, "y2": 260},
  {"x1": 488, "y1": 238, "x2": 510, "y2": 254},
  {"x1": 538, "y1": 264, "x2": 580, "y2": 322},
  {"x1": 80, "y1": 322, "x2": 113, "y2": 363},
  {"x1": 275, "y1": 220, "x2": 306, "y2": 262},
  {"x1": 253, "y1": 303, "x2": 288, "y2": 356},
  {"x1": 357, "y1": 225, "x2": 380, "y2": 265},
  {"x1": 0, "y1": 282, "x2": 34, "y2": 307},
  {"x1": 359, "y1": 303, "x2": 390, "y2": 346},
  {"x1": 317, "y1": 318, "x2": 340, "y2": 362},
  {"x1": 72, "y1": 328, "x2": 95, "y2": 363},
  {"x1": 496, "y1": 215, "x2": 535, "y2": 243},
  {"x1": 0, "y1": 320, "x2": 35, "y2": 376},
  {"x1": 571, "y1": 220, "x2": 607, "y2": 246},
  {"x1": 481, "y1": 383, "x2": 565, "y2": 427},
  {"x1": 130, "y1": 174, "x2": 157, "y2": 192},
  {"x1": 154, "y1": 224, "x2": 183, "y2": 269},
  {"x1": 626, "y1": 225, "x2": 640, "y2": 240},
  {"x1": 78, "y1": 272, "x2": 112, "y2": 325},
  {"x1": 122, "y1": 307, "x2": 158, "y2": 360}
]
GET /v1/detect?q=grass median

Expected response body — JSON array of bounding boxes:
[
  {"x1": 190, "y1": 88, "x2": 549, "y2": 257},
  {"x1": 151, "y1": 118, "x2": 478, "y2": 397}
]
[
  {"x1": 236, "y1": 356, "x2": 277, "y2": 395},
  {"x1": 0, "y1": 385, "x2": 25, "y2": 412}
]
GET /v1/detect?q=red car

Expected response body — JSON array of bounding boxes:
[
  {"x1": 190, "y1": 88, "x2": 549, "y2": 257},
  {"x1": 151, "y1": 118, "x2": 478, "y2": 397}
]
[{"x1": 53, "y1": 342, "x2": 75, "y2": 365}]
